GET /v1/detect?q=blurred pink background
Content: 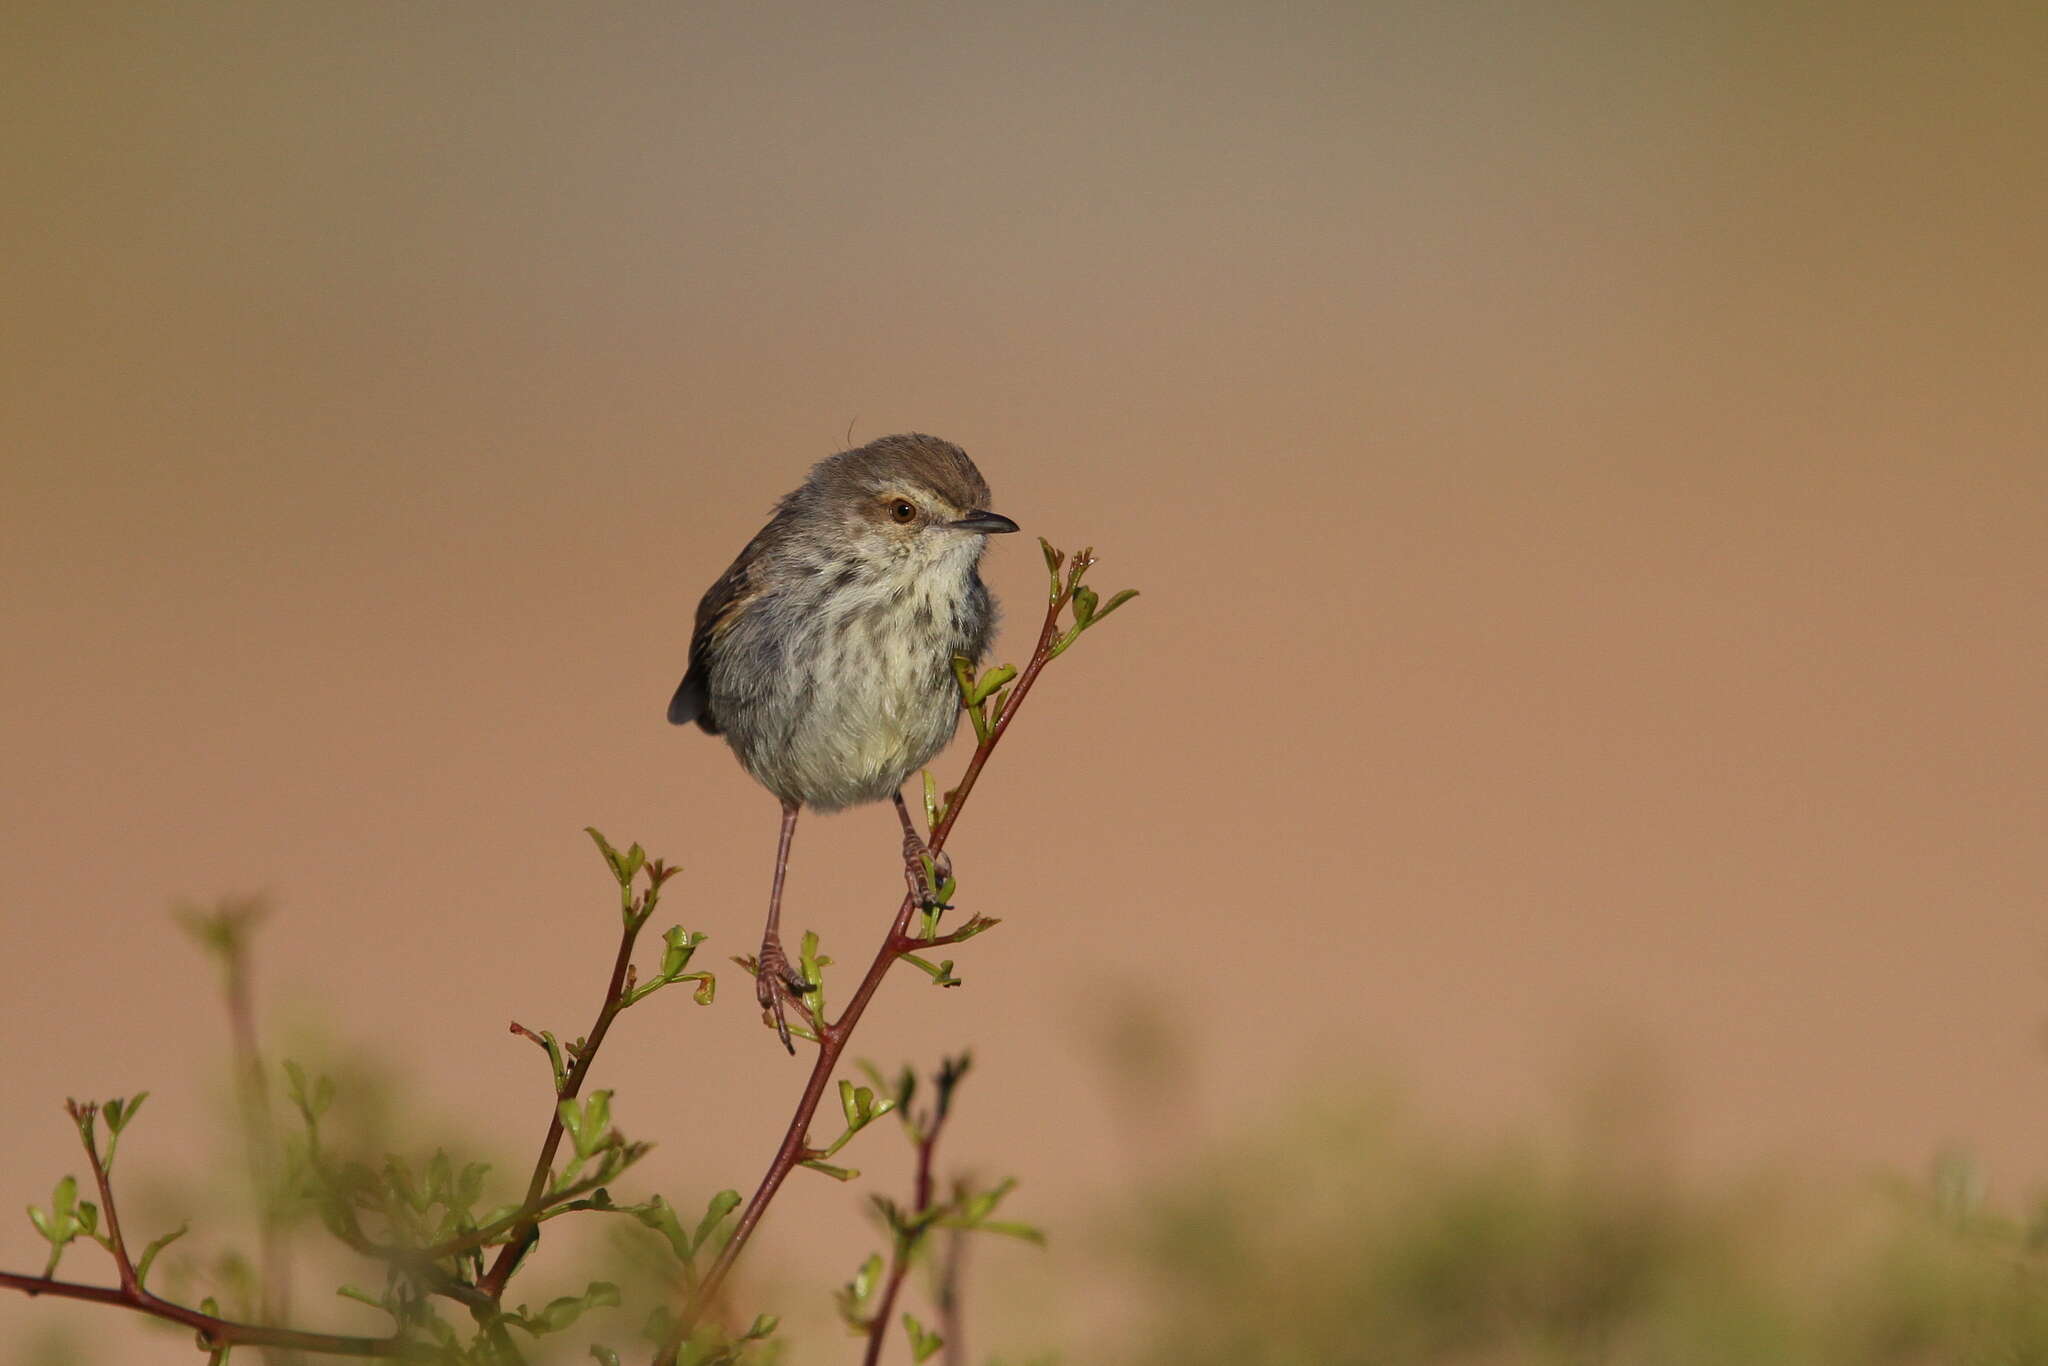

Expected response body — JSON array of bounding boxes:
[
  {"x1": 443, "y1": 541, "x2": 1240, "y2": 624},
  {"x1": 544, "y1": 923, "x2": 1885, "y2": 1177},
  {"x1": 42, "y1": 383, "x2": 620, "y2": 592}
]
[{"x1": 4, "y1": 1, "x2": 2043, "y2": 1359}]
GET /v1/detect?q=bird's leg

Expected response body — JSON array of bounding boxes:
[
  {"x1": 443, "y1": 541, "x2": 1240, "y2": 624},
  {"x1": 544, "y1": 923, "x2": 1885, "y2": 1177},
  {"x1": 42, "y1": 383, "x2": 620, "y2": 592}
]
[
  {"x1": 756, "y1": 798, "x2": 814, "y2": 1053},
  {"x1": 892, "y1": 789, "x2": 954, "y2": 912}
]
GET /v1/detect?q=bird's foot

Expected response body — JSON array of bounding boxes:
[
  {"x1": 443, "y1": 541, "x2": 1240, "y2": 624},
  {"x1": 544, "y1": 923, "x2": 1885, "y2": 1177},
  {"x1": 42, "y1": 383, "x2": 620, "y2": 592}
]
[
  {"x1": 901, "y1": 833, "x2": 955, "y2": 913},
  {"x1": 754, "y1": 933, "x2": 815, "y2": 1055}
]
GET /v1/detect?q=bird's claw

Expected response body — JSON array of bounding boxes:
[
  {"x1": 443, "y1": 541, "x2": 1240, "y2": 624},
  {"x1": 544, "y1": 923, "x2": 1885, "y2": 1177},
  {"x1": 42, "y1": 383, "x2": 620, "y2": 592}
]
[
  {"x1": 902, "y1": 836, "x2": 955, "y2": 911},
  {"x1": 755, "y1": 935, "x2": 814, "y2": 1055}
]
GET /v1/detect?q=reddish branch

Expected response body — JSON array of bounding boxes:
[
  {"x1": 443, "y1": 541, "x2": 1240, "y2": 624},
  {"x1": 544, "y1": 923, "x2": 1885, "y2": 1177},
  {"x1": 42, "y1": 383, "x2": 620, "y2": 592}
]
[
  {"x1": 0, "y1": 1103, "x2": 406, "y2": 1357},
  {"x1": 478, "y1": 864, "x2": 674, "y2": 1302},
  {"x1": 860, "y1": 1080, "x2": 956, "y2": 1366},
  {"x1": 0, "y1": 1269, "x2": 405, "y2": 1355}
]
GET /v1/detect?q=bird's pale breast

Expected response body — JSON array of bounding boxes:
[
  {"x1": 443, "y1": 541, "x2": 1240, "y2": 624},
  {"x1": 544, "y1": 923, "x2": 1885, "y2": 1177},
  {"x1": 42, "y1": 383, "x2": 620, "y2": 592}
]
[{"x1": 713, "y1": 543, "x2": 988, "y2": 810}]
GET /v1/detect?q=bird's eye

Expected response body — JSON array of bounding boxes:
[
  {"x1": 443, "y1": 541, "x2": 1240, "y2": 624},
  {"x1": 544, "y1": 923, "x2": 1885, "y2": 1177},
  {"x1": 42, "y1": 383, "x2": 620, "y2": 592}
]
[{"x1": 889, "y1": 500, "x2": 917, "y2": 524}]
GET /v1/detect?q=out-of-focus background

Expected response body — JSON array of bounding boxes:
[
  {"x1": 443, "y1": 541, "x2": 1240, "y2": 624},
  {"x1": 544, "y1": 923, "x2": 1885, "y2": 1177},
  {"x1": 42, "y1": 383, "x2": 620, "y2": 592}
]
[{"x1": 4, "y1": 1, "x2": 2044, "y2": 1361}]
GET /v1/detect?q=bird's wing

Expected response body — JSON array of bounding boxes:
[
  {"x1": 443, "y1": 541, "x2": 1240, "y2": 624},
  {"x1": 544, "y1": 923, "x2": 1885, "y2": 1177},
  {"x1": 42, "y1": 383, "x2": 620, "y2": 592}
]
[{"x1": 667, "y1": 536, "x2": 766, "y2": 733}]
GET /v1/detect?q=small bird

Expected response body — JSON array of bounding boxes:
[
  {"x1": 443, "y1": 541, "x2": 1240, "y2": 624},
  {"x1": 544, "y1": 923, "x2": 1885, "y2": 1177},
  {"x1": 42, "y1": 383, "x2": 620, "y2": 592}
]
[{"x1": 667, "y1": 434, "x2": 1019, "y2": 1051}]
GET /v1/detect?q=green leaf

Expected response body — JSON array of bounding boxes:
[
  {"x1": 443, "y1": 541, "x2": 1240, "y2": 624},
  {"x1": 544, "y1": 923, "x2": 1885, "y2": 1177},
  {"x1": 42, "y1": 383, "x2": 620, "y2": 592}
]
[
  {"x1": 870, "y1": 1194, "x2": 909, "y2": 1236},
  {"x1": 922, "y1": 770, "x2": 944, "y2": 830},
  {"x1": 958, "y1": 1176, "x2": 1018, "y2": 1224},
  {"x1": 517, "y1": 1281, "x2": 620, "y2": 1334},
  {"x1": 974, "y1": 1219, "x2": 1047, "y2": 1244},
  {"x1": 801, "y1": 1159, "x2": 860, "y2": 1181},
  {"x1": 629, "y1": 1197, "x2": 693, "y2": 1262},
  {"x1": 557, "y1": 1099, "x2": 585, "y2": 1151},
  {"x1": 904, "y1": 1312, "x2": 944, "y2": 1363},
  {"x1": 51, "y1": 1175, "x2": 76, "y2": 1219},
  {"x1": 659, "y1": 926, "x2": 703, "y2": 978},
  {"x1": 850, "y1": 1252, "x2": 884, "y2": 1304},
  {"x1": 1095, "y1": 587, "x2": 1139, "y2": 620},
  {"x1": 693, "y1": 1189, "x2": 741, "y2": 1252},
  {"x1": 1039, "y1": 537, "x2": 1067, "y2": 599},
  {"x1": 855, "y1": 1064, "x2": 905, "y2": 1130},
  {"x1": 673, "y1": 1327, "x2": 736, "y2": 1366},
  {"x1": 1070, "y1": 584, "x2": 1098, "y2": 627},
  {"x1": 384, "y1": 1156, "x2": 427, "y2": 1213},
  {"x1": 741, "y1": 1313, "x2": 779, "y2": 1341},
  {"x1": 586, "y1": 827, "x2": 627, "y2": 883},
  {"x1": 559, "y1": 1091, "x2": 614, "y2": 1159},
  {"x1": 135, "y1": 1222, "x2": 188, "y2": 1287},
  {"x1": 798, "y1": 930, "x2": 829, "y2": 1012},
  {"x1": 104, "y1": 1093, "x2": 148, "y2": 1134},
  {"x1": 899, "y1": 953, "x2": 961, "y2": 987},
  {"x1": 336, "y1": 1284, "x2": 385, "y2": 1310},
  {"x1": 426, "y1": 1149, "x2": 452, "y2": 1203},
  {"x1": 965, "y1": 663, "x2": 1016, "y2": 705},
  {"x1": 837, "y1": 1081, "x2": 891, "y2": 1133}
]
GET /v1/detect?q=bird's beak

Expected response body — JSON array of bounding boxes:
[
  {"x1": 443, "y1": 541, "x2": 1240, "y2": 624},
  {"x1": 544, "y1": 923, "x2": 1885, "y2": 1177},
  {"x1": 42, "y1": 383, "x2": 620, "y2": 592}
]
[{"x1": 949, "y1": 510, "x2": 1020, "y2": 534}]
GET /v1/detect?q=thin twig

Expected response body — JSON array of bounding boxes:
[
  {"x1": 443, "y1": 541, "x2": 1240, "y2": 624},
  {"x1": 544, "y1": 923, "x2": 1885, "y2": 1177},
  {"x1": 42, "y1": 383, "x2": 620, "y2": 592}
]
[
  {"x1": 0, "y1": 1106, "x2": 409, "y2": 1356},
  {"x1": 72, "y1": 1104, "x2": 137, "y2": 1295},
  {"x1": 0, "y1": 1271, "x2": 407, "y2": 1355},
  {"x1": 861, "y1": 1090, "x2": 953, "y2": 1366},
  {"x1": 477, "y1": 894, "x2": 651, "y2": 1302}
]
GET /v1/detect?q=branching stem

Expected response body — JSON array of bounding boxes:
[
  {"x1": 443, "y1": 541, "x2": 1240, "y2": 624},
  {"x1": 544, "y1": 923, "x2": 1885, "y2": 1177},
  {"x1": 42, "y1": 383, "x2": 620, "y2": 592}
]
[
  {"x1": 861, "y1": 1097, "x2": 950, "y2": 1366},
  {"x1": 0, "y1": 1103, "x2": 408, "y2": 1356},
  {"x1": 477, "y1": 900, "x2": 649, "y2": 1301},
  {"x1": 0, "y1": 1270, "x2": 406, "y2": 1355}
]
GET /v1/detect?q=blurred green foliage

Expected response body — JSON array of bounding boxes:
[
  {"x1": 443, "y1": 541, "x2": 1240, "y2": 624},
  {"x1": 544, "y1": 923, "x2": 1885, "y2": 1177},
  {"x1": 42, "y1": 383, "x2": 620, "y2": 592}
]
[{"x1": 1114, "y1": 1101, "x2": 2048, "y2": 1366}]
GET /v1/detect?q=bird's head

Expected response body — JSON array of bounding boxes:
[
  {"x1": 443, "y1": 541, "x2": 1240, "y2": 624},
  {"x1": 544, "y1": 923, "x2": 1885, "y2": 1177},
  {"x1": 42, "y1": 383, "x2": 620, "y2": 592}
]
[{"x1": 796, "y1": 433, "x2": 1018, "y2": 567}]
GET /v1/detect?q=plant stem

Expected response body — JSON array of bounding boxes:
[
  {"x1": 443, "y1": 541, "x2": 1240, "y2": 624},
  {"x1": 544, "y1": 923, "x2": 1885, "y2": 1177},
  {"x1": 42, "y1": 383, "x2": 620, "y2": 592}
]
[
  {"x1": 73, "y1": 1104, "x2": 137, "y2": 1295},
  {"x1": 0, "y1": 1105, "x2": 409, "y2": 1356},
  {"x1": 0, "y1": 1271, "x2": 408, "y2": 1355},
  {"x1": 861, "y1": 1107, "x2": 948, "y2": 1366},
  {"x1": 477, "y1": 906, "x2": 647, "y2": 1301}
]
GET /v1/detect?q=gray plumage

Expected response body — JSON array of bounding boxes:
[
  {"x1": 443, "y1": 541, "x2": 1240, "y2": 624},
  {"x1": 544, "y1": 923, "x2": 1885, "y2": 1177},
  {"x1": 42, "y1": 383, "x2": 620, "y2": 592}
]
[{"x1": 668, "y1": 433, "x2": 1010, "y2": 811}]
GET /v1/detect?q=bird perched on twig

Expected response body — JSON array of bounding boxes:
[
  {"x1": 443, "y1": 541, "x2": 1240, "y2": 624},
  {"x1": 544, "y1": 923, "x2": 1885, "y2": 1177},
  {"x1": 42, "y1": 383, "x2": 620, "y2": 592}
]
[{"x1": 667, "y1": 434, "x2": 1019, "y2": 1051}]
